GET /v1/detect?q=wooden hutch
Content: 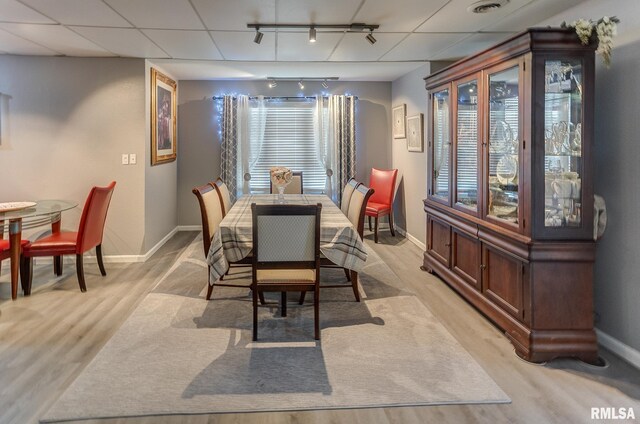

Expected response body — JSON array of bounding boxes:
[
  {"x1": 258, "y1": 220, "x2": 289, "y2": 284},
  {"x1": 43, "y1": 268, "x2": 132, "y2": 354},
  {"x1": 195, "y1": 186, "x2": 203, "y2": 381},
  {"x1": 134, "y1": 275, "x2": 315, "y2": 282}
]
[{"x1": 423, "y1": 28, "x2": 598, "y2": 363}]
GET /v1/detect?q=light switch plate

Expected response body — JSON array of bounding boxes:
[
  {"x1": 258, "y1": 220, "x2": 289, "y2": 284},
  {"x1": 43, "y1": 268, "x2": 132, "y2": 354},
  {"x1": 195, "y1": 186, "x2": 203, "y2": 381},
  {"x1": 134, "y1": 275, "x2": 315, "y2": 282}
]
[
  {"x1": 121, "y1": 154, "x2": 129, "y2": 165},
  {"x1": 129, "y1": 153, "x2": 137, "y2": 165}
]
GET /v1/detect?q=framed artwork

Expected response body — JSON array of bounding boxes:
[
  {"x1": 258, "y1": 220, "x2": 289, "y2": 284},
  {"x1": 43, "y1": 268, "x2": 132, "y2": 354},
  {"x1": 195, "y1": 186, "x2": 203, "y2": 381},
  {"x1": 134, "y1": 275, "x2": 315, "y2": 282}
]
[
  {"x1": 392, "y1": 104, "x2": 406, "y2": 139},
  {"x1": 151, "y1": 68, "x2": 177, "y2": 165},
  {"x1": 407, "y1": 113, "x2": 424, "y2": 152}
]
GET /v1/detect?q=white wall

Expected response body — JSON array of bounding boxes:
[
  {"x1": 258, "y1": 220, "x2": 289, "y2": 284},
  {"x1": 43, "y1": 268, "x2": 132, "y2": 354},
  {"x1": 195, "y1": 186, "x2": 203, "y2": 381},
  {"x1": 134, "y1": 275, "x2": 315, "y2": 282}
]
[
  {"x1": 0, "y1": 56, "x2": 147, "y2": 256},
  {"x1": 391, "y1": 64, "x2": 430, "y2": 247},
  {"x1": 177, "y1": 80, "x2": 391, "y2": 227}
]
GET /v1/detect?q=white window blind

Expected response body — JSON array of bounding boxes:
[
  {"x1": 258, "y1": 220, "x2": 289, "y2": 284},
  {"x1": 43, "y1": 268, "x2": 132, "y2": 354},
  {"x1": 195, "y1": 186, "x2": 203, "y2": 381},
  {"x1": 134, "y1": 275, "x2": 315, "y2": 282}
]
[{"x1": 249, "y1": 100, "x2": 325, "y2": 193}]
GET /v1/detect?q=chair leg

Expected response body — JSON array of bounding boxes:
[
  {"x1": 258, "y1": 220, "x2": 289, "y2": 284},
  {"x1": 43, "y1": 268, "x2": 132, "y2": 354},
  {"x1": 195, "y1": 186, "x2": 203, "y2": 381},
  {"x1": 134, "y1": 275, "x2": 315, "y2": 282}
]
[
  {"x1": 54, "y1": 256, "x2": 63, "y2": 276},
  {"x1": 96, "y1": 244, "x2": 107, "y2": 276},
  {"x1": 20, "y1": 257, "x2": 33, "y2": 296},
  {"x1": 350, "y1": 270, "x2": 361, "y2": 302},
  {"x1": 252, "y1": 284, "x2": 259, "y2": 341},
  {"x1": 389, "y1": 211, "x2": 396, "y2": 237},
  {"x1": 298, "y1": 291, "x2": 306, "y2": 304},
  {"x1": 206, "y1": 283, "x2": 214, "y2": 300},
  {"x1": 281, "y1": 292, "x2": 287, "y2": 317},
  {"x1": 368, "y1": 216, "x2": 372, "y2": 231},
  {"x1": 374, "y1": 216, "x2": 379, "y2": 243},
  {"x1": 314, "y1": 283, "x2": 320, "y2": 340},
  {"x1": 259, "y1": 291, "x2": 265, "y2": 305},
  {"x1": 343, "y1": 267, "x2": 351, "y2": 281},
  {"x1": 76, "y1": 254, "x2": 87, "y2": 292}
]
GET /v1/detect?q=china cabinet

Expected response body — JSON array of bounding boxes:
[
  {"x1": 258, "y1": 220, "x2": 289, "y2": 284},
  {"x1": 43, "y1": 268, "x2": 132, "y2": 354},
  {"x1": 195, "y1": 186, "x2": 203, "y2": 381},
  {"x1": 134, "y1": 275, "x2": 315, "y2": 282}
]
[{"x1": 423, "y1": 28, "x2": 598, "y2": 363}]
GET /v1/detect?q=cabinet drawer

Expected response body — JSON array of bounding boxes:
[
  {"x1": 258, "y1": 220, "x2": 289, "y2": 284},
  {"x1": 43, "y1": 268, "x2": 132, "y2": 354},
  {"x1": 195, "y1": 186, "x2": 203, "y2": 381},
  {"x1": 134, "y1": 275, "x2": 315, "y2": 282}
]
[
  {"x1": 427, "y1": 215, "x2": 451, "y2": 267},
  {"x1": 452, "y1": 229, "x2": 481, "y2": 291},
  {"x1": 482, "y1": 244, "x2": 525, "y2": 320}
]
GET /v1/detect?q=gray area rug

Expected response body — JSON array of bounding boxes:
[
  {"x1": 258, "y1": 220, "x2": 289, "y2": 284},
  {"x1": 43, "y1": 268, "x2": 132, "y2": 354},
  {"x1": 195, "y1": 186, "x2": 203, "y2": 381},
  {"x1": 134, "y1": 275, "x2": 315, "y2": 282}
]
[{"x1": 42, "y1": 235, "x2": 509, "y2": 422}]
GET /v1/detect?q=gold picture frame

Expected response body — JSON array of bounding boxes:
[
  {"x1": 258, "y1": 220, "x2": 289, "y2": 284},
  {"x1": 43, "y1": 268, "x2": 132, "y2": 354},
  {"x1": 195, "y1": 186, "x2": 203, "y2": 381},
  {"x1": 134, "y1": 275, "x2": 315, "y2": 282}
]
[
  {"x1": 151, "y1": 68, "x2": 177, "y2": 165},
  {"x1": 407, "y1": 113, "x2": 424, "y2": 152},
  {"x1": 392, "y1": 104, "x2": 406, "y2": 139}
]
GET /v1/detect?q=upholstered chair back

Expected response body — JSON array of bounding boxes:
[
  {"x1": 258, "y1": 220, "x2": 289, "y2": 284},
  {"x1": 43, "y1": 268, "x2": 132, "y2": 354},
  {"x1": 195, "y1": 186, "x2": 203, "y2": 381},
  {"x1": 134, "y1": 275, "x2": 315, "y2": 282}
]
[
  {"x1": 347, "y1": 184, "x2": 375, "y2": 237},
  {"x1": 214, "y1": 178, "x2": 232, "y2": 216},
  {"x1": 341, "y1": 178, "x2": 359, "y2": 215},
  {"x1": 192, "y1": 183, "x2": 224, "y2": 258}
]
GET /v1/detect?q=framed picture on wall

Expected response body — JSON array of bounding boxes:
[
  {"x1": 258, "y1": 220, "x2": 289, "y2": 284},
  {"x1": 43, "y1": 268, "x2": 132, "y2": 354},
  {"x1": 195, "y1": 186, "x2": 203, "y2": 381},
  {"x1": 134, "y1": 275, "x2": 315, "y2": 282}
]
[
  {"x1": 392, "y1": 104, "x2": 406, "y2": 139},
  {"x1": 151, "y1": 68, "x2": 177, "y2": 165},
  {"x1": 407, "y1": 113, "x2": 424, "y2": 152}
]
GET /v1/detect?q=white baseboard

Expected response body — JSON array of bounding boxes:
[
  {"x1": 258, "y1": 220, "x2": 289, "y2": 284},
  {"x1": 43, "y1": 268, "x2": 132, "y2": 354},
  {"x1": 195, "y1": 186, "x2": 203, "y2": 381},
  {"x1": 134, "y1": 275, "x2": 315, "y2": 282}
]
[
  {"x1": 596, "y1": 328, "x2": 640, "y2": 370},
  {"x1": 395, "y1": 226, "x2": 426, "y2": 251},
  {"x1": 177, "y1": 225, "x2": 201, "y2": 232}
]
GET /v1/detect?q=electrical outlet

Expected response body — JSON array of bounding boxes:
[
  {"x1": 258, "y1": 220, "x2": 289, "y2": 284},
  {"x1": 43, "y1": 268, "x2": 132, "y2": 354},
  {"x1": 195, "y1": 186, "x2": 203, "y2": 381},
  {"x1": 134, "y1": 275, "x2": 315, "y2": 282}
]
[
  {"x1": 129, "y1": 153, "x2": 137, "y2": 165},
  {"x1": 121, "y1": 154, "x2": 129, "y2": 165}
]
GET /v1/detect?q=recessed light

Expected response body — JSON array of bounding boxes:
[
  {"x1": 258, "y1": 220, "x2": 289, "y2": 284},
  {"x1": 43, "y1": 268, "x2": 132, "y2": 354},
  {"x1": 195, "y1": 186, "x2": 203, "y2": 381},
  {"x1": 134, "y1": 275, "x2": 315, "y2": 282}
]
[{"x1": 467, "y1": 0, "x2": 509, "y2": 14}]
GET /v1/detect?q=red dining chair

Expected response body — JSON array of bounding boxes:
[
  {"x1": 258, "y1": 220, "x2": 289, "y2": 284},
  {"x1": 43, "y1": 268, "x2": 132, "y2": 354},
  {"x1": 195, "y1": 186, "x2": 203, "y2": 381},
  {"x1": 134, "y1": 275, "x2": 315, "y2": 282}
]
[
  {"x1": 20, "y1": 182, "x2": 116, "y2": 294},
  {"x1": 365, "y1": 168, "x2": 398, "y2": 243}
]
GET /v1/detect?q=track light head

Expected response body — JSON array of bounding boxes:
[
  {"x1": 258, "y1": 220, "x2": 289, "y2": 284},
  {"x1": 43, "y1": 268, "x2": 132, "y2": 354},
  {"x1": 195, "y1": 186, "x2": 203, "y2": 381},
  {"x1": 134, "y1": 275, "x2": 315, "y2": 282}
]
[
  {"x1": 309, "y1": 27, "x2": 316, "y2": 43},
  {"x1": 268, "y1": 80, "x2": 277, "y2": 88},
  {"x1": 298, "y1": 80, "x2": 305, "y2": 89},
  {"x1": 366, "y1": 30, "x2": 377, "y2": 45},
  {"x1": 322, "y1": 79, "x2": 329, "y2": 89},
  {"x1": 254, "y1": 29, "x2": 264, "y2": 44}
]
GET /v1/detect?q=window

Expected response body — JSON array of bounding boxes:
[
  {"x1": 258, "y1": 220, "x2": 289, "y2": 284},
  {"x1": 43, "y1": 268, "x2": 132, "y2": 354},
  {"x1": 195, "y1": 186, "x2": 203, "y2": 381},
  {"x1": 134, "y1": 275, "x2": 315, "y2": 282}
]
[{"x1": 248, "y1": 100, "x2": 326, "y2": 193}]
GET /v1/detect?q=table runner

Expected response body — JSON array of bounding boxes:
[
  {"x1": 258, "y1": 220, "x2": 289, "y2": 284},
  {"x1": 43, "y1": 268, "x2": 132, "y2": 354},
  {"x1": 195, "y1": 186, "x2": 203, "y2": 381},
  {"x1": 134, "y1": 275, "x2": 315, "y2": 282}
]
[{"x1": 207, "y1": 194, "x2": 367, "y2": 282}]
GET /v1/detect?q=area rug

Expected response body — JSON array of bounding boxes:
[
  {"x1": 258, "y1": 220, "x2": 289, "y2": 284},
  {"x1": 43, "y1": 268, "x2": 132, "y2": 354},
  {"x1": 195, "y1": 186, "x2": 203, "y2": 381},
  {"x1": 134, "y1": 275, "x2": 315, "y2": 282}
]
[{"x1": 41, "y1": 234, "x2": 509, "y2": 422}]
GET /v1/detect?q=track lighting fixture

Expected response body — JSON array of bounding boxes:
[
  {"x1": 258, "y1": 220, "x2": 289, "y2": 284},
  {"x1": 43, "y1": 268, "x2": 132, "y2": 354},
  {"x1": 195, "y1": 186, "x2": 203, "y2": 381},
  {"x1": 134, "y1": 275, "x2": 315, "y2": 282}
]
[
  {"x1": 366, "y1": 30, "x2": 377, "y2": 45},
  {"x1": 268, "y1": 80, "x2": 277, "y2": 88},
  {"x1": 322, "y1": 79, "x2": 329, "y2": 89},
  {"x1": 309, "y1": 27, "x2": 316, "y2": 43},
  {"x1": 298, "y1": 80, "x2": 305, "y2": 89},
  {"x1": 253, "y1": 28, "x2": 263, "y2": 44},
  {"x1": 265, "y1": 77, "x2": 339, "y2": 89}
]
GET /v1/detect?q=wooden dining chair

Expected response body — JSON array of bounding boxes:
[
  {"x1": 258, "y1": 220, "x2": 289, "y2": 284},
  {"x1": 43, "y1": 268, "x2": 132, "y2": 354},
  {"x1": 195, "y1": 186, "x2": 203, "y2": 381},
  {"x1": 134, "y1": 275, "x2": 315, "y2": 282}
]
[
  {"x1": 19, "y1": 181, "x2": 116, "y2": 294},
  {"x1": 270, "y1": 171, "x2": 303, "y2": 194},
  {"x1": 312, "y1": 183, "x2": 374, "y2": 302},
  {"x1": 251, "y1": 203, "x2": 322, "y2": 341},
  {"x1": 365, "y1": 168, "x2": 398, "y2": 243},
  {"x1": 192, "y1": 182, "x2": 255, "y2": 301},
  {"x1": 213, "y1": 178, "x2": 232, "y2": 216},
  {"x1": 340, "y1": 178, "x2": 360, "y2": 215}
]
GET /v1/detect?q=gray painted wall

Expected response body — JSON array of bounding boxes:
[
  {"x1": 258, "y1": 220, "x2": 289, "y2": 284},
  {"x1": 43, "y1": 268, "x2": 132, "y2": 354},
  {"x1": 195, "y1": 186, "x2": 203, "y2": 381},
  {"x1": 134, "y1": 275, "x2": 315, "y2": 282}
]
[
  {"x1": 391, "y1": 64, "x2": 430, "y2": 246},
  {"x1": 177, "y1": 80, "x2": 391, "y2": 227},
  {"x1": 0, "y1": 56, "x2": 148, "y2": 256}
]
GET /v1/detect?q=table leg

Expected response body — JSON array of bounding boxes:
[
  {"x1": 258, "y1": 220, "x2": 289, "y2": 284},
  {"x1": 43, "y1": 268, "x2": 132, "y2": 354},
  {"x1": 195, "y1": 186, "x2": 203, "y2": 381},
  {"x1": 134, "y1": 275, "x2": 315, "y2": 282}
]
[
  {"x1": 9, "y1": 219, "x2": 22, "y2": 301},
  {"x1": 52, "y1": 214, "x2": 62, "y2": 276},
  {"x1": 350, "y1": 270, "x2": 361, "y2": 302}
]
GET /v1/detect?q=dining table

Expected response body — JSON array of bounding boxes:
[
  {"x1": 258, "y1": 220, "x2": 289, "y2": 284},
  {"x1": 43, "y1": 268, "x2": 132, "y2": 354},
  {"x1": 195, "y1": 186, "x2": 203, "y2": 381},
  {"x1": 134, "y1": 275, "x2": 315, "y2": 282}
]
[
  {"x1": 206, "y1": 194, "x2": 367, "y2": 284},
  {"x1": 1, "y1": 200, "x2": 77, "y2": 300}
]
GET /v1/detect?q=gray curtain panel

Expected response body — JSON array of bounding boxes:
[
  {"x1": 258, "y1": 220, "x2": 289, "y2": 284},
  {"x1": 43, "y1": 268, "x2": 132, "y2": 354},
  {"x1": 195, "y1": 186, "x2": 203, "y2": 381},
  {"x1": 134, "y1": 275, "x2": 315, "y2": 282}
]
[
  {"x1": 332, "y1": 95, "x2": 357, "y2": 205},
  {"x1": 220, "y1": 95, "x2": 239, "y2": 202}
]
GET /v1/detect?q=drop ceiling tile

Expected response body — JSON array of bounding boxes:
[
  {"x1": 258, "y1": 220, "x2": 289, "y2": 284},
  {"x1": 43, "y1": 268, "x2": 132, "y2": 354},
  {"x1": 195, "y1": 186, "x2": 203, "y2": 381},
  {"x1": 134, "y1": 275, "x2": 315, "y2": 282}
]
[
  {"x1": 0, "y1": 23, "x2": 115, "y2": 56},
  {"x1": 0, "y1": 0, "x2": 54, "y2": 24},
  {"x1": 431, "y1": 32, "x2": 516, "y2": 61},
  {"x1": 484, "y1": 0, "x2": 586, "y2": 31},
  {"x1": 143, "y1": 30, "x2": 222, "y2": 60},
  {"x1": 330, "y1": 32, "x2": 406, "y2": 61},
  {"x1": 276, "y1": 0, "x2": 362, "y2": 24},
  {"x1": 417, "y1": 0, "x2": 532, "y2": 33},
  {"x1": 210, "y1": 31, "x2": 275, "y2": 61},
  {"x1": 20, "y1": 0, "x2": 132, "y2": 27},
  {"x1": 277, "y1": 31, "x2": 343, "y2": 61},
  {"x1": 191, "y1": 0, "x2": 275, "y2": 31},
  {"x1": 71, "y1": 27, "x2": 169, "y2": 58},
  {"x1": 104, "y1": 0, "x2": 204, "y2": 30},
  {"x1": 354, "y1": 0, "x2": 449, "y2": 32},
  {"x1": 0, "y1": 28, "x2": 57, "y2": 54},
  {"x1": 380, "y1": 32, "x2": 469, "y2": 61}
]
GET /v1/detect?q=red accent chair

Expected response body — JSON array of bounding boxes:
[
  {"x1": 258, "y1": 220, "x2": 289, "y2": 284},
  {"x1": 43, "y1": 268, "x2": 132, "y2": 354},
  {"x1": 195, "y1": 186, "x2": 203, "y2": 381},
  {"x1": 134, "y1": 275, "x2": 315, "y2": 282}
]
[
  {"x1": 20, "y1": 182, "x2": 116, "y2": 294},
  {"x1": 365, "y1": 168, "x2": 398, "y2": 243}
]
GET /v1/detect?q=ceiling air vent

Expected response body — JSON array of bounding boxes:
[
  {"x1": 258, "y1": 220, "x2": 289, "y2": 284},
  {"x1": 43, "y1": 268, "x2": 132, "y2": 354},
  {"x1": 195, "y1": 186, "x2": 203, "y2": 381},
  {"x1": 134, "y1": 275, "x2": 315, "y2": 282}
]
[{"x1": 467, "y1": 0, "x2": 509, "y2": 14}]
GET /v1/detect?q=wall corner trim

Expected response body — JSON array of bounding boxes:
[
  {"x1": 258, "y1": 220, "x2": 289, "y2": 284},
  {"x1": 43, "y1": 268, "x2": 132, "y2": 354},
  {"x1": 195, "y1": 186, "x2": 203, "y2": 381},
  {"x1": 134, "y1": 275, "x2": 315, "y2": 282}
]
[{"x1": 596, "y1": 328, "x2": 640, "y2": 371}]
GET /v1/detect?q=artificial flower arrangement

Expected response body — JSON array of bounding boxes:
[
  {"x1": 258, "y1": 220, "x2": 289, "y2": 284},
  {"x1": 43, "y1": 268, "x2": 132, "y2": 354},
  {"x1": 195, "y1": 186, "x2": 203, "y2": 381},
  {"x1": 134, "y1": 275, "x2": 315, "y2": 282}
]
[
  {"x1": 561, "y1": 16, "x2": 620, "y2": 67},
  {"x1": 270, "y1": 166, "x2": 293, "y2": 188}
]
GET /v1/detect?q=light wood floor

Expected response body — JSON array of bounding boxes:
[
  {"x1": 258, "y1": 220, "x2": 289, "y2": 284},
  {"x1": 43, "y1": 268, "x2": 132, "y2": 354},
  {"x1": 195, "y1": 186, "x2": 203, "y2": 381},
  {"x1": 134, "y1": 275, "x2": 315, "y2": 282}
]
[{"x1": 1, "y1": 230, "x2": 639, "y2": 424}]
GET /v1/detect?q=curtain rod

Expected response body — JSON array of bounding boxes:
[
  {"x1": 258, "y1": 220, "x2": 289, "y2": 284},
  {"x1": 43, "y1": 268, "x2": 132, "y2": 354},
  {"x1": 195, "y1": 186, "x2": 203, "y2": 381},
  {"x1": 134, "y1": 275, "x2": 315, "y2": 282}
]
[{"x1": 211, "y1": 95, "x2": 358, "y2": 101}]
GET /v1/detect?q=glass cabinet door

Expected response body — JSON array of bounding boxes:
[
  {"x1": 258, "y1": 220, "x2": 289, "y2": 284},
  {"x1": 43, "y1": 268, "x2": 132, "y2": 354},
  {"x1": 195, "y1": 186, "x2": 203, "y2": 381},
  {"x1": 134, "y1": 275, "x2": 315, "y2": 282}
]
[
  {"x1": 455, "y1": 79, "x2": 479, "y2": 212},
  {"x1": 544, "y1": 59, "x2": 583, "y2": 228},
  {"x1": 487, "y1": 66, "x2": 520, "y2": 225},
  {"x1": 432, "y1": 88, "x2": 451, "y2": 202}
]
